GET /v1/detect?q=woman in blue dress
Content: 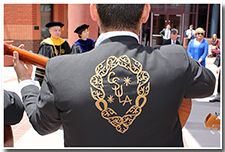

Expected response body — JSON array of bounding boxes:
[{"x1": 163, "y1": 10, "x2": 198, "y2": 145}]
[
  {"x1": 71, "y1": 24, "x2": 95, "y2": 53},
  {"x1": 187, "y1": 27, "x2": 208, "y2": 67}
]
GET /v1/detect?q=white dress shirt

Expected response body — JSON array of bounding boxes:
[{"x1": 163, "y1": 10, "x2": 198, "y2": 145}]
[
  {"x1": 95, "y1": 31, "x2": 139, "y2": 47},
  {"x1": 171, "y1": 39, "x2": 176, "y2": 44},
  {"x1": 186, "y1": 29, "x2": 195, "y2": 39},
  {"x1": 19, "y1": 79, "x2": 39, "y2": 90},
  {"x1": 165, "y1": 29, "x2": 171, "y2": 39}
]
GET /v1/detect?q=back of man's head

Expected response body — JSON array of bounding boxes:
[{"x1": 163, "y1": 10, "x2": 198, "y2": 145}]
[{"x1": 96, "y1": 4, "x2": 145, "y2": 32}]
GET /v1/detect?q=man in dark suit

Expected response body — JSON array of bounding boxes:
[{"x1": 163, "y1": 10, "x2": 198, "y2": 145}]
[
  {"x1": 13, "y1": 4, "x2": 215, "y2": 147},
  {"x1": 159, "y1": 23, "x2": 171, "y2": 44},
  {"x1": 162, "y1": 28, "x2": 182, "y2": 45}
]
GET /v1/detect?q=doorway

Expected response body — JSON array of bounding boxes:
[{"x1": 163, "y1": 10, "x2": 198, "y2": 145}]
[{"x1": 142, "y1": 13, "x2": 183, "y2": 48}]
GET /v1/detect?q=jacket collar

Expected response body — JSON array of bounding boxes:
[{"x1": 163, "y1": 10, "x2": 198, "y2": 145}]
[{"x1": 95, "y1": 31, "x2": 139, "y2": 47}]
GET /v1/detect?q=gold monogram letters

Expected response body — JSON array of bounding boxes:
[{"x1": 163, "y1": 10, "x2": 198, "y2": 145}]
[{"x1": 90, "y1": 55, "x2": 150, "y2": 133}]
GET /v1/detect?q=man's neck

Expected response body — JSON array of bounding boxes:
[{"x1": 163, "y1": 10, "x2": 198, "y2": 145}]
[
  {"x1": 81, "y1": 37, "x2": 87, "y2": 41},
  {"x1": 171, "y1": 38, "x2": 176, "y2": 41},
  {"x1": 51, "y1": 36, "x2": 59, "y2": 40}
]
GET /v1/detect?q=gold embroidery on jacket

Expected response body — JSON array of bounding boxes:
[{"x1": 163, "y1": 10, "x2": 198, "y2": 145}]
[
  {"x1": 107, "y1": 95, "x2": 114, "y2": 103},
  {"x1": 61, "y1": 48, "x2": 65, "y2": 54},
  {"x1": 90, "y1": 55, "x2": 150, "y2": 134}
]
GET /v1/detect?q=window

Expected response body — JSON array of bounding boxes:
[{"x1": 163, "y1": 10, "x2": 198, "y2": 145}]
[
  {"x1": 41, "y1": 4, "x2": 53, "y2": 39},
  {"x1": 185, "y1": 4, "x2": 196, "y2": 12},
  {"x1": 151, "y1": 4, "x2": 184, "y2": 13}
]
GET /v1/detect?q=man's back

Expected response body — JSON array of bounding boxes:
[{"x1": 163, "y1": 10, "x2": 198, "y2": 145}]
[{"x1": 22, "y1": 36, "x2": 215, "y2": 146}]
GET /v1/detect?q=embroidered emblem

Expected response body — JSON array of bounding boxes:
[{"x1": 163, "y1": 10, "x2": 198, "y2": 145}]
[
  {"x1": 107, "y1": 95, "x2": 114, "y2": 103},
  {"x1": 90, "y1": 55, "x2": 150, "y2": 133},
  {"x1": 124, "y1": 76, "x2": 131, "y2": 86}
]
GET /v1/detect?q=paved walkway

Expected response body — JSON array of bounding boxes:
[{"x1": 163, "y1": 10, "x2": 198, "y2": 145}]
[{"x1": 3, "y1": 56, "x2": 221, "y2": 149}]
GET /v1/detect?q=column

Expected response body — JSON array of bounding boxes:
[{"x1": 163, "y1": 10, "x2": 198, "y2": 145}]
[
  {"x1": 210, "y1": 4, "x2": 219, "y2": 37},
  {"x1": 68, "y1": 4, "x2": 98, "y2": 47}
]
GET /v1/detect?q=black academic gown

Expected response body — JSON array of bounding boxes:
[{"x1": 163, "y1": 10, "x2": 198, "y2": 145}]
[
  {"x1": 34, "y1": 37, "x2": 71, "y2": 86},
  {"x1": 71, "y1": 38, "x2": 95, "y2": 53}
]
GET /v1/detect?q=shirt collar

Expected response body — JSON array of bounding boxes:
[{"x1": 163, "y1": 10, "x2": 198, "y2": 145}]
[
  {"x1": 171, "y1": 39, "x2": 176, "y2": 44},
  {"x1": 95, "y1": 31, "x2": 139, "y2": 47}
]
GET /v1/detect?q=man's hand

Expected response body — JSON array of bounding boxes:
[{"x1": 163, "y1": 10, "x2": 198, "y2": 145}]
[
  {"x1": 198, "y1": 58, "x2": 203, "y2": 63},
  {"x1": 18, "y1": 44, "x2": 24, "y2": 49},
  {"x1": 13, "y1": 51, "x2": 33, "y2": 83}
]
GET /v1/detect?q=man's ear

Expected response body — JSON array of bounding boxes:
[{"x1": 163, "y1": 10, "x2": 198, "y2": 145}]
[
  {"x1": 90, "y1": 4, "x2": 98, "y2": 21},
  {"x1": 141, "y1": 4, "x2": 151, "y2": 23}
]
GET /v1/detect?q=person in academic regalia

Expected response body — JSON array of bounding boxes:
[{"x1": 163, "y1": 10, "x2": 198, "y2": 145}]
[
  {"x1": 71, "y1": 24, "x2": 95, "y2": 53},
  {"x1": 34, "y1": 21, "x2": 71, "y2": 86}
]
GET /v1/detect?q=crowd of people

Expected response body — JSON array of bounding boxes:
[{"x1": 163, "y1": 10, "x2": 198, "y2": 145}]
[
  {"x1": 4, "y1": 4, "x2": 220, "y2": 147},
  {"x1": 159, "y1": 24, "x2": 220, "y2": 103}
]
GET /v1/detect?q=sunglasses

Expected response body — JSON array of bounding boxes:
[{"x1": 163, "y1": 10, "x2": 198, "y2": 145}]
[{"x1": 197, "y1": 33, "x2": 204, "y2": 35}]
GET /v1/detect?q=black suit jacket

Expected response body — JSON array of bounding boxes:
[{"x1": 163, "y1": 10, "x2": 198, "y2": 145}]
[
  {"x1": 4, "y1": 90, "x2": 24, "y2": 125},
  {"x1": 21, "y1": 36, "x2": 215, "y2": 147},
  {"x1": 162, "y1": 38, "x2": 182, "y2": 45}
]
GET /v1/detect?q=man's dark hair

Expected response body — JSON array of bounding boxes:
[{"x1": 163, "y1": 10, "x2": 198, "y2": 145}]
[
  {"x1": 96, "y1": 4, "x2": 145, "y2": 32},
  {"x1": 78, "y1": 28, "x2": 87, "y2": 38},
  {"x1": 171, "y1": 28, "x2": 178, "y2": 34}
]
